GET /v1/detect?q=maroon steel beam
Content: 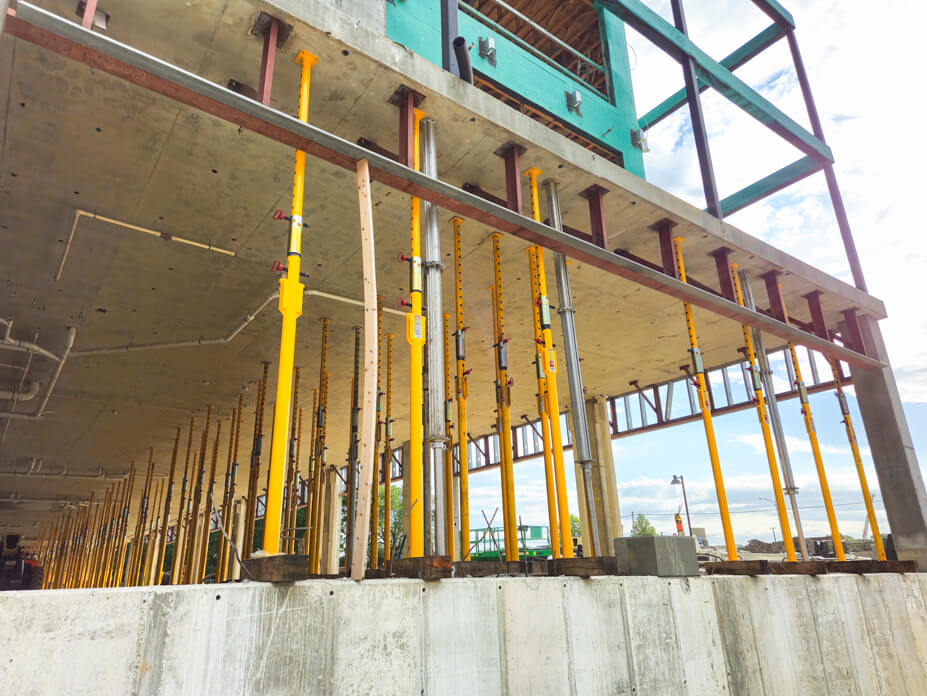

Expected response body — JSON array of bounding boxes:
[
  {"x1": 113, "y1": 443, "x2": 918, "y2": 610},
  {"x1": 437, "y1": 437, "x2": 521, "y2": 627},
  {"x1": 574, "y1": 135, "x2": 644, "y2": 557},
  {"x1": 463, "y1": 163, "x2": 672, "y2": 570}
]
[
  {"x1": 497, "y1": 143, "x2": 526, "y2": 214},
  {"x1": 256, "y1": 18, "x2": 278, "y2": 106},
  {"x1": 80, "y1": 0, "x2": 98, "y2": 30},
  {"x1": 653, "y1": 219, "x2": 679, "y2": 278},
  {"x1": 580, "y1": 184, "x2": 609, "y2": 249},
  {"x1": 762, "y1": 270, "x2": 787, "y2": 322},
  {"x1": 395, "y1": 87, "x2": 416, "y2": 168},
  {"x1": 2, "y1": 9, "x2": 882, "y2": 371},
  {"x1": 710, "y1": 247, "x2": 736, "y2": 302},
  {"x1": 841, "y1": 308, "x2": 866, "y2": 355},
  {"x1": 803, "y1": 290, "x2": 830, "y2": 340}
]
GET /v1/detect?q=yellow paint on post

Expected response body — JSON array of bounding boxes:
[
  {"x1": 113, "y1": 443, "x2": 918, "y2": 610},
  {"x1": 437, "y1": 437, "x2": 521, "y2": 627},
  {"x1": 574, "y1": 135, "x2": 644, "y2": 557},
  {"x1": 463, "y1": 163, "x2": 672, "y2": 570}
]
[
  {"x1": 673, "y1": 237, "x2": 738, "y2": 561},
  {"x1": 263, "y1": 50, "x2": 318, "y2": 555},
  {"x1": 451, "y1": 218, "x2": 470, "y2": 560}
]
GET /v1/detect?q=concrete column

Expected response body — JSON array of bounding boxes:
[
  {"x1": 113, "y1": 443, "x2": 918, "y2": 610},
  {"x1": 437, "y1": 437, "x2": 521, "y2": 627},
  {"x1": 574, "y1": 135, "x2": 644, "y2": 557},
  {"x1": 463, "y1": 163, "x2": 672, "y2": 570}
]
[
  {"x1": 569, "y1": 396, "x2": 623, "y2": 552},
  {"x1": 849, "y1": 316, "x2": 927, "y2": 568},
  {"x1": 400, "y1": 440, "x2": 412, "y2": 557}
]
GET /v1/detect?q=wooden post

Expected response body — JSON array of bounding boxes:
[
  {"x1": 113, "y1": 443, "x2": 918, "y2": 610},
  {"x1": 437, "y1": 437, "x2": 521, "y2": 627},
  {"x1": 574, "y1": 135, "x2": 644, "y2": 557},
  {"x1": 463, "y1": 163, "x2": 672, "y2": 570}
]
[{"x1": 350, "y1": 159, "x2": 379, "y2": 580}]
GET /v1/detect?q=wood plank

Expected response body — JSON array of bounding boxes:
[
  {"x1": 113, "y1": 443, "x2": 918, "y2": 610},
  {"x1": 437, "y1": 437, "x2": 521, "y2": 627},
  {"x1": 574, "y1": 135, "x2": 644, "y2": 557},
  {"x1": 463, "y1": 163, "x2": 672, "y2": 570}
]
[
  {"x1": 701, "y1": 560, "x2": 768, "y2": 576},
  {"x1": 824, "y1": 559, "x2": 918, "y2": 574},
  {"x1": 767, "y1": 561, "x2": 826, "y2": 575},
  {"x1": 390, "y1": 555, "x2": 453, "y2": 580},
  {"x1": 241, "y1": 553, "x2": 312, "y2": 582},
  {"x1": 349, "y1": 159, "x2": 379, "y2": 581},
  {"x1": 549, "y1": 556, "x2": 618, "y2": 577}
]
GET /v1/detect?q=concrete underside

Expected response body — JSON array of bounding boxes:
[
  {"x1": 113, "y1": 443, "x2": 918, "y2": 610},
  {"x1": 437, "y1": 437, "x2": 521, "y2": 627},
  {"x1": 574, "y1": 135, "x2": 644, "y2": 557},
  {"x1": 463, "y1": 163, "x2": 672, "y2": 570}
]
[
  {"x1": 0, "y1": 0, "x2": 890, "y2": 528},
  {"x1": 4, "y1": 574, "x2": 927, "y2": 695}
]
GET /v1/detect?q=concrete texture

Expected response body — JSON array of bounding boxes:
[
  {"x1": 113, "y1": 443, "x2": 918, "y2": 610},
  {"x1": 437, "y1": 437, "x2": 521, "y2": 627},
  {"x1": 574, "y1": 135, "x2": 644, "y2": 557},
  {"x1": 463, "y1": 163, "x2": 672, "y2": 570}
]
[
  {"x1": 3, "y1": 574, "x2": 927, "y2": 695},
  {"x1": 614, "y1": 535, "x2": 699, "y2": 576}
]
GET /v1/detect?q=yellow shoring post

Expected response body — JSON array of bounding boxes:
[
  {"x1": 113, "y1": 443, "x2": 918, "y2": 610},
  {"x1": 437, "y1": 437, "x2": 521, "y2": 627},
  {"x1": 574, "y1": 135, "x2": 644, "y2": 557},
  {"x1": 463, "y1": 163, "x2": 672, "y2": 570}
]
[
  {"x1": 673, "y1": 237, "x2": 739, "y2": 560},
  {"x1": 451, "y1": 218, "x2": 471, "y2": 560},
  {"x1": 490, "y1": 233, "x2": 518, "y2": 561},
  {"x1": 184, "y1": 406, "x2": 213, "y2": 583},
  {"x1": 154, "y1": 427, "x2": 182, "y2": 586},
  {"x1": 95, "y1": 486, "x2": 116, "y2": 586},
  {"x1": 99, "y1": 481, "x2": 121, "y2": 587},
  {"x1": 196, "y1": 419, "x2": 222, "y2": 582},
  {"x1": 312, "y1": 370, "x2": 332, "y2": 573},
  {"x1": 827, "y1": 360, "x2": 885, "y2": 560},
  {"x1": 524, "y1": 167, "x2": 574, "y2": 558},
  {"x1": 110, "y1": 465, "x2": 134, "y2": 587},
  {"x1": 780, "y1": 298, "x2": 845, "y2": 560},
  {"x1": 171, "y1": 418, "x2": 195, "y2": 583},
  {"x1": 55, "y1": 512, "x2": 71, "y2": 588},
  {"x1": 526, "y1": 246, "x2": 560, "y2": 559},
  {"x1": 131, "y1": 449, "x2": 156, "y2": 585},
  {"x1": 406, "y1": 107, "x2": 427, "y2": 558},
  {"x1": 264, "y1": 50, "x2": 319, "y2": 556},
  {"x1": 75, "y1": 493, "x2": 93, "y2": 588},
  {"x1": 284, "y1": 368, "x2": 302, "y2": 554},
  {"x1": 442, "y1": 313, "x2": 456, "y2": 559},
  {"x1": 304, "y1": 388, "x2": 318, "y2": 557},
  {"x1": 308, "y1": 319, "x2": 330, "y2": 571},
  {"x1": 370, "y1": 296, "x2": 384, "y2": 568},
  {"x1": 143, "y1": 480, "x2": 162, "y2": 586},
  {"x1": 288, "y1": 406, "x2": 303, "y2": 555},
  {"x1": 383, "y1": 335, "x2": 394, "y2": 562},
  {"x1": 83, "y1": 488, "x2": 106, "y2": 587},
  {"x1": 244, "y1": 364, "x2": 269, "y2": 561},
  {"x1": 731, "y1": 266, "x2": 796, "y2": 561},
  {"x1": 217, "y1": 398, "x2": 242, "y2": 581}
]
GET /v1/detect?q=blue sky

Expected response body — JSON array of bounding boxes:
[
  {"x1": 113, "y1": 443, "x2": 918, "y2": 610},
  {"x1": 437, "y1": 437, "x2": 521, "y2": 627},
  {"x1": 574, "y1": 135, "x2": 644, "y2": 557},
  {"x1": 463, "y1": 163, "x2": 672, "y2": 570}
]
[{"x1": 460, "y1": 0, "x2": 927, "y2": 545}]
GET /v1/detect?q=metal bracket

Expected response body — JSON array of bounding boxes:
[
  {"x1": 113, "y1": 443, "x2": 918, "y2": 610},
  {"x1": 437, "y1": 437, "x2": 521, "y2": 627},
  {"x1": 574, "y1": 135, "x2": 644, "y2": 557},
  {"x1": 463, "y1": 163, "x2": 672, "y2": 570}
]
[
  {"x1": 478, "y1": 37, "x2": 497, "y2": 67},
  {"x1": 565, "y1": 90, "x2": 583, "y2": 117}
]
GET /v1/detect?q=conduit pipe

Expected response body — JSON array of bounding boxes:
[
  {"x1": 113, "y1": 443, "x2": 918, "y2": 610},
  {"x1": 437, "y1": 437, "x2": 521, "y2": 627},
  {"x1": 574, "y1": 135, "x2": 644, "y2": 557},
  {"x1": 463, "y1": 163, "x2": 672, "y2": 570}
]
[
  {"x1": 56, "y1": 210, "x2": 235, "y2": 282},
  {"x1": 70, "y1": 290, "x2": 402, "y2": 358},
  {"x1": 0, "y1": 381, "x2": 41, "y2": 401}
]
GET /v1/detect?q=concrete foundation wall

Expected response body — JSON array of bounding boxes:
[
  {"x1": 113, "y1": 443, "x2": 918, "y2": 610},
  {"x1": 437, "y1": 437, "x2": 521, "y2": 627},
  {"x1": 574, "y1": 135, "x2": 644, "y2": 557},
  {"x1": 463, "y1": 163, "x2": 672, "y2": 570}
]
[{"x1": 4, "y1": 574, "x2": 927, "y2": 695}]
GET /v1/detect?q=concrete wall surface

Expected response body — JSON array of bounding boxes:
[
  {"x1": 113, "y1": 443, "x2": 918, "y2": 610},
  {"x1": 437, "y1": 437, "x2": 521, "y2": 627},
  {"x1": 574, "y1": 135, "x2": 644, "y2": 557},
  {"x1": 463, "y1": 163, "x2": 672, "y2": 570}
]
[{"x1": 2, "y1": 574, "x2": 926, "y2": 695}]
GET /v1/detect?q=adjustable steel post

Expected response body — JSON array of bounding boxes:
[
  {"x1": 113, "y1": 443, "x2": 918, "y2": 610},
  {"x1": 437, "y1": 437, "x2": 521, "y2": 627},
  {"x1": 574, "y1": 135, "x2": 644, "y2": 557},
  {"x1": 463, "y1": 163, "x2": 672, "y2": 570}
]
[
  {"x1": 442, "y1": 313, "x2": 455, "y2": 559},
  {"x1": 451, "y1": 218, "x2": 471, "y2": 559},
  {"x1": 383, "y1": 334, "x2": 395, "y2": 562},
  {"x1": 544, "y1": 179, "x2": 601, "y2": 555},
  {"x1": 243, "y1": 363, "x2": 269, "y2": 561},
  {"x1": 490, "y1": 233, "x2": 518, "y2": 561},
  {"x1": 764, "y1": 272, "x2": 845, "y2": 560},
  {"x1": 405, "y1": 106, "x2": 426, "y2": 558},
  {"x1": 672, "y1": 236, "x2": 738, "y2": 560},
  {"x1": 370, "y1": 296, "x2": 384, "y2": 568},
  {"x1": 345, "y1": 327, "x2": 361, "y2": 572},
  {"x1": 155, "y1": 428, "x2": 181, "y2": 584},
  {"x1": 263, "y1": 50, "x2": 318, "y2": 555},
  {"x1": 526, "y1": 245, "x2": 561, "y2": 559},
  {"x1": 739, "y1": 270, "x2": 809, "y2": 559},
  {"x1": 308, "y1": 319, "x2": 330, "y2": 572},
  {"x1": 525, "y1": 168, "x2": 573, "y2": 558},
  {"x1": 731, "y1": 265, "x2": 796, "y2": 561}
]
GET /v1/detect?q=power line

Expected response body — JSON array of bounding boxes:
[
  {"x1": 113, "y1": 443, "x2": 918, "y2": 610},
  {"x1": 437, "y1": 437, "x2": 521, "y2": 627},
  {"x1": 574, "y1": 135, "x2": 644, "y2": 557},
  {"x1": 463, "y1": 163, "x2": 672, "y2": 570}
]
[{"x1": 622, "y1": 499, "x2": 884, "y2": 518}]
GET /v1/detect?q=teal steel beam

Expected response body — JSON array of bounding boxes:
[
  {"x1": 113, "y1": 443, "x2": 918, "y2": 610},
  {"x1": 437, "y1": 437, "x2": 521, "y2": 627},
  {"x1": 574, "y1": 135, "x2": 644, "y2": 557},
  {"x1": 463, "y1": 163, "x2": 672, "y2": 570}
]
[
  {"x1": 597, "y1": 0, "x2": 832, "y2": 163},
  {"x1": 718, "y1": 156, "x2": 822, "y2": 216},
  {"x1": 638, "y1": 24, "x2": 784, "y2": 129},
  {"x1": 750, "y1": 0, "x2": 796, "y2": 29}
]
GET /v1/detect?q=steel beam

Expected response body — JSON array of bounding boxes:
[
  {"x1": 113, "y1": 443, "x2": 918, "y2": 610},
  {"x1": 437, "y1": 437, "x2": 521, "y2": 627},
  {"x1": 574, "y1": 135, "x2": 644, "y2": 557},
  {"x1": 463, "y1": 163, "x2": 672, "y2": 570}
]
[
  {"x1": 3, "y1": 2, "x2": 879, "y2": 369},
  {"x1": 256, "y1": 18, "x2": 278, "y2": 106},
  {"x1": 718, "y1": 156, "x2": 822, "y2": 217},
  {"x1": 579, "y1": 185, "x2": 609, "y2": 249},
  {"x1": 638, "y1": 23, "x2": 785, "y2": 129},
  {"x1": 599, "y1": 0, "x2": 832, "y2": 163}
]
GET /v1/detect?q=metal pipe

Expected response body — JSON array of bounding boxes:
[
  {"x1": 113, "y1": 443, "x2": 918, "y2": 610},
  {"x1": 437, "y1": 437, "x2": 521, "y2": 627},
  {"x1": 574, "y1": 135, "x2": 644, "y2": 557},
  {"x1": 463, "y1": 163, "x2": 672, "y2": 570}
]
[
  {"x1": 452, "y1": 37, "x2": 473, "y2": 84},
  {"x1": 422, "y1": 117, "x2": 447, "y2": 556},
  {"x1": 740, "y1": 270, "x2": 808, "y2": 559},
  {"x1": 34, "y1": 327, "x2": 76, "y2": 418},
  {"x1": 458, "y1": 0, "x2": 605, "y2": 73},
  {"x1": 544, "y1": 179, "x2": 600, "y2": 556},
  {"x1": 0, "y1": 381, "x2": 41, "y2": 401}
]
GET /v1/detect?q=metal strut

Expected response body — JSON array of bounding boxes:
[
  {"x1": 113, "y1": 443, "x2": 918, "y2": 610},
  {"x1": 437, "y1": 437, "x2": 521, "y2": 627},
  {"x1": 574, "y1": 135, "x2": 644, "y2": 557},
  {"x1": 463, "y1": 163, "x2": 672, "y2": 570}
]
[
  {"x1": 673, "y1": 237, "x2": 738, "y2": 560},
  {"x1": 451, "y1": 218, "x2": 471, "y2": 560}
]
